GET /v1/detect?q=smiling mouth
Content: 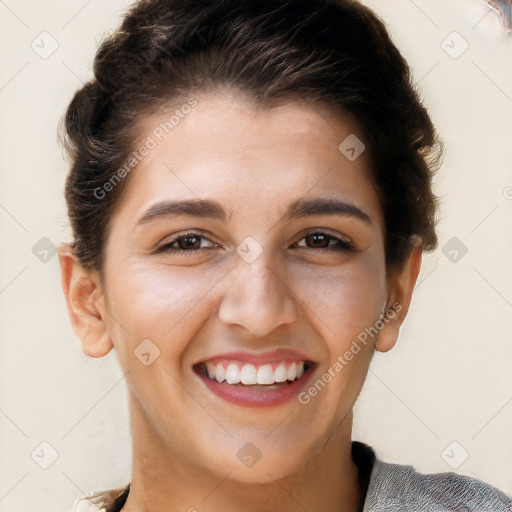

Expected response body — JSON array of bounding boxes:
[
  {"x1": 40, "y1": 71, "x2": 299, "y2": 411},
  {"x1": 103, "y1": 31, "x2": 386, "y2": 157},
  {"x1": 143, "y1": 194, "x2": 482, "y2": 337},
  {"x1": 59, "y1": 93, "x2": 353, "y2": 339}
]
[{"x1": 195, "y1": 360, "x2": 315, "y2": 388}]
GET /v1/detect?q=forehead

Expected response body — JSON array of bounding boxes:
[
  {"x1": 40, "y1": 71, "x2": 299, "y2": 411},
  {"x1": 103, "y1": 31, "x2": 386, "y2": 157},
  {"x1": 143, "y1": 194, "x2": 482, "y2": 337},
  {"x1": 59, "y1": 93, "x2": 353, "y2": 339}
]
[{"x1": 114, "y1": 90, "x2": 383, "y2": 230}]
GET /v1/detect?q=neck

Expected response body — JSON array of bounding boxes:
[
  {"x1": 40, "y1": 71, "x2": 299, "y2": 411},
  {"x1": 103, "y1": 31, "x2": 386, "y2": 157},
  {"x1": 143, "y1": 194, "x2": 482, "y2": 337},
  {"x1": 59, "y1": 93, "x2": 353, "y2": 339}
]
[{"x1": 121, "y1": 399, "x2": 362, "y2": 512}]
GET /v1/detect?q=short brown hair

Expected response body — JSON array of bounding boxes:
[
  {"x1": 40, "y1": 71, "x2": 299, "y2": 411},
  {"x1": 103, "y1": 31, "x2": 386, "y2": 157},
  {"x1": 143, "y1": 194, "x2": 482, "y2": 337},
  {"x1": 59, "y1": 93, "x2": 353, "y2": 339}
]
[{"x1": 60, "y1": 0, "x2": 443, "y2": 274}]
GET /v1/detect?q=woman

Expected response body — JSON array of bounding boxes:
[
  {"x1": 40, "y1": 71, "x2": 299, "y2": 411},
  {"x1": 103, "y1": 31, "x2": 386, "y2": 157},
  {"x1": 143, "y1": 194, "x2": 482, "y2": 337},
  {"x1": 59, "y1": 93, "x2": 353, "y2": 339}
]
[{"x1": 58, "y1": 0, "x2": 512, "y2": 510}]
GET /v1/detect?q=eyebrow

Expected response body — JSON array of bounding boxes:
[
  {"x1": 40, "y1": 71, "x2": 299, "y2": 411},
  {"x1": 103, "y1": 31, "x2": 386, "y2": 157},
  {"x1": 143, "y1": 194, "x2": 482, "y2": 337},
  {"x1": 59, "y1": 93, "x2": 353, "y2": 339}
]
[
  {"x1": 137, "y1": 199, "x2": 229, "y2": 225},
  {"x1": 136, "y1": 197, "x2": 372, "y2": 226},
  {"x1": 284, "y1": 197, "x2": 372, "y2": 225}
]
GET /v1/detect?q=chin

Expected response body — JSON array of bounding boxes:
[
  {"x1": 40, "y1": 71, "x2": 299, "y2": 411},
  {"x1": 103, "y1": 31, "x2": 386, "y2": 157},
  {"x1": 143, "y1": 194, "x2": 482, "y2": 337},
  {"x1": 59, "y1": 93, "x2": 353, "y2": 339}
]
[
  {"x1": 199, "y1": 434, "x2": 321, "y2": 485},
  {"x1": 221, "y1": 456, "x2": 306, "y2": 485}
]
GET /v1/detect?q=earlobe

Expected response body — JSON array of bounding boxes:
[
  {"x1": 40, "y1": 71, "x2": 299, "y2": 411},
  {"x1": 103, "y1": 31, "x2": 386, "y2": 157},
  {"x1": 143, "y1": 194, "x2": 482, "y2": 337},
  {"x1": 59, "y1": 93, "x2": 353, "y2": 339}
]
[
  {"x1": 81, "y1": 330, "x2": 114, "y2": 358},
  {"x1": 375, "y1": 319, "x2": 400, "y2": 353},
  {"x1": 375, "y1": 244, "x2": 423, "y2": 353},
  {"x1": 58, "y1": 244, "x2": 114, "y2": 358}
]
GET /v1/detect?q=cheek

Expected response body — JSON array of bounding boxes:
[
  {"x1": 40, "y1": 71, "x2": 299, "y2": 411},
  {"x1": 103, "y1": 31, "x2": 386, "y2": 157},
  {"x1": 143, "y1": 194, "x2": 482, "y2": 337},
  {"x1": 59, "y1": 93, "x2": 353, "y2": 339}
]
[
  {"x1": 287, "y1": 257, "x2": 386, "y2": 439},
  {"x1": 288, "y1": 252, "x2": 387, "y2": 341},
  {"x1": 105, "y1": 261, "x2": 222, "y2": 362}
]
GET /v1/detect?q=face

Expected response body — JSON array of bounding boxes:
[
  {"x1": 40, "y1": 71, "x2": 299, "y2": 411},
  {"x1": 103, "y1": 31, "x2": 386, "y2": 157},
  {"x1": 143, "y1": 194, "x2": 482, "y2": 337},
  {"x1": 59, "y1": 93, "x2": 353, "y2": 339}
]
[{"x1": 64, "y1": 89, "x2": 413, "y2": 484}]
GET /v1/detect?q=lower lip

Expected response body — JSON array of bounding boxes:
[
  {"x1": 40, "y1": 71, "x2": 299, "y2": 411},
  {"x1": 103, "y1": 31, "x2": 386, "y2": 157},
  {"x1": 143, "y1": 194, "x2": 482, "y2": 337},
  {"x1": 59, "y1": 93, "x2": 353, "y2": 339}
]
[{"x1": 194, "y1": 365, "x2": 316, "y2": 407}]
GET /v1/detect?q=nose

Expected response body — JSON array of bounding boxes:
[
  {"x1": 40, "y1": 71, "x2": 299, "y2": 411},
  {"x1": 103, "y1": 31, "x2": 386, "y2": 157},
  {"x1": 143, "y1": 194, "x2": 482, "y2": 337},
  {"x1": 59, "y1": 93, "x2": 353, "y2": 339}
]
[{"x1": 218, "y1": 256, "x2": 298, "y2": 337}]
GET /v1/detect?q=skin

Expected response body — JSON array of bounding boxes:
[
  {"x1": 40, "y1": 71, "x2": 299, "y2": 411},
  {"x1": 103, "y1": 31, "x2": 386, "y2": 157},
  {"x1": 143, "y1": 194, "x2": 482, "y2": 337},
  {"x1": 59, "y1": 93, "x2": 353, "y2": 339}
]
[{"x1": 59, "y1": 87, "x2": 422, "y2": 512}]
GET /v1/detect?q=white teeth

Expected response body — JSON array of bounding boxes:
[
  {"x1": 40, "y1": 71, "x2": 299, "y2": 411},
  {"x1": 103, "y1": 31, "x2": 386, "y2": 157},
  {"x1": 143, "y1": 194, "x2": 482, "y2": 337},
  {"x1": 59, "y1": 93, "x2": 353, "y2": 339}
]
[
  {"x1": 202, "y1": 360, "x2": 310, "y2": 386},
  {"x1": 240, "y1": 364, "x2": 257, "y2": 385},
  {"x1": 215, "y1": 364, "x2": 226, "y2": 383},
  {"x1": 274, "y1": 363, "x2": 287, "y2": 383},
  {"x1": 225, "y1": 363, "x2": 240, "y2": 384},
  {"x1": 256, "y1": 364, "x2": 274, "y2": 385},
  {"x1": 286, "y1": 363, "x2": 297, "y2": 381}
]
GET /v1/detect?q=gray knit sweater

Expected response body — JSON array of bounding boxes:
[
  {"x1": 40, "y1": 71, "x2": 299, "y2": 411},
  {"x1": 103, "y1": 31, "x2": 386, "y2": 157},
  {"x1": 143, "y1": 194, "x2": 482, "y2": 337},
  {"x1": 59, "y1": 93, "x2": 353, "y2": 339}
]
[{"x1": 363, "y1": 458, "x2": 512, "y2": 511}]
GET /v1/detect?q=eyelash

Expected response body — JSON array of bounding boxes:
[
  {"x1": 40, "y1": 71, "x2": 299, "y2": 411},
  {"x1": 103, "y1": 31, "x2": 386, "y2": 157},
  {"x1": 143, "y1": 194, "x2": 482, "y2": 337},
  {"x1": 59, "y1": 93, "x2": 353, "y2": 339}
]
[{"x1": 155, "y1": 230, "x2": 355, "y2": 255}]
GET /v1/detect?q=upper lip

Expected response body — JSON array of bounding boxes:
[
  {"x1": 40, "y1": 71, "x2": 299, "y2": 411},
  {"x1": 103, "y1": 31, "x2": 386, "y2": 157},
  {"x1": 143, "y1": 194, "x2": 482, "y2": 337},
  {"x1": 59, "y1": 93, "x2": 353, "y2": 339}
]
[{"x1": 194, "y1": 348, "x2": 315, "y2": 366}]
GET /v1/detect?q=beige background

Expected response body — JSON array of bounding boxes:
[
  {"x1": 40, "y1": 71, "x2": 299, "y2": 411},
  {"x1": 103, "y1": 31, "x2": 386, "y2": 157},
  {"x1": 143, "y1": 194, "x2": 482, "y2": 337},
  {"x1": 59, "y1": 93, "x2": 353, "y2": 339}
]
[{"x1": 0, "y1": 0, "x2": 511, "y2": 509}]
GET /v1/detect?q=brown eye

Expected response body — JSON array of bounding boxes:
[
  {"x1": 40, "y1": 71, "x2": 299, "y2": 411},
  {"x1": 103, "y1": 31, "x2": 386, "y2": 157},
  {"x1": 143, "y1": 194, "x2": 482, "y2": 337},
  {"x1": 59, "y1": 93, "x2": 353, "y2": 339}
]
[
  {"x1": 155, "y1": 232, "x2": 217, "y2": 254},
  {"x1": 176, "y1": 235, "x2": 202, "y2": 250},
  {"x1": 294, "y1": 232, "x2": 354, "y2": 252}
]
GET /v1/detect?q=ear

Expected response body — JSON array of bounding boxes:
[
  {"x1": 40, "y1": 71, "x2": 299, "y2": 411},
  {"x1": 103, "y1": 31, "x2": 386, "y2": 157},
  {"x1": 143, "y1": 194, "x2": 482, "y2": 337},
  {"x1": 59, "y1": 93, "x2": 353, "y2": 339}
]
[
  {"x1": 58, "y1": 244, "x2": 114, "y2": 358},
  {"x1": 375, "y1": 243, "x2": 423, "y2": 353}
]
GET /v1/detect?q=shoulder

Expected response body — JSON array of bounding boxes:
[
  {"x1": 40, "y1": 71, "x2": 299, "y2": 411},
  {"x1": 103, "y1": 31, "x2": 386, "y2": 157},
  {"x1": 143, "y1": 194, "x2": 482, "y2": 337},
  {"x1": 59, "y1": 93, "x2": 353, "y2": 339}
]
[{"x1": 364, "y1": 459, "x2": 512, "y2": 512}]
